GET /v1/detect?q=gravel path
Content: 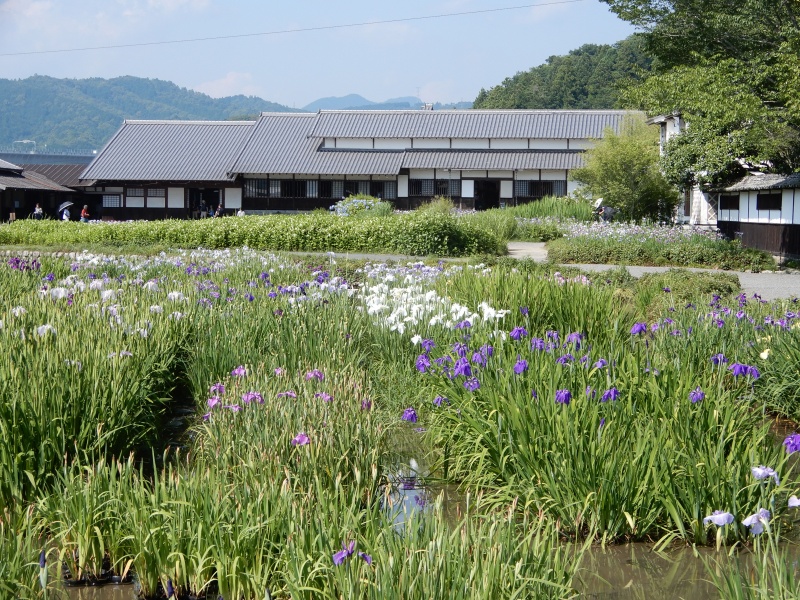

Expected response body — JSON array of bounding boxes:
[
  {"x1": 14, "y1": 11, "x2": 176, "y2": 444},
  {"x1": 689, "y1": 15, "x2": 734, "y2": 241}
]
[{"x1": 507, "y1": 242, "x2": 800, "y2": 301}]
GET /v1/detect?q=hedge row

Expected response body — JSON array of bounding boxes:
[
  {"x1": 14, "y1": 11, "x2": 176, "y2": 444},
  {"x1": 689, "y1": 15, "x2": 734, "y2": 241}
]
[
  {"x1": 0, "y1": 212, "x2": 502, "y2": 256},
  {"x1": 547, "y1": 236, "x2": 775, "y2": 270}
]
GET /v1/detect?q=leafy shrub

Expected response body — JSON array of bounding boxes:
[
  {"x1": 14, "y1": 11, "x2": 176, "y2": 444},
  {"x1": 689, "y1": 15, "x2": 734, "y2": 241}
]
[{"x1": 0, "y1": 213, "x2": 501, "y2": 257}]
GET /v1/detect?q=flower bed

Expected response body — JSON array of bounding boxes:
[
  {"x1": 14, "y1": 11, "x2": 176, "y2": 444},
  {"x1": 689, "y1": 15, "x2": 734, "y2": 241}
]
[{"x1": 1, "y1": 249, "x2": 799, "y2": 597}]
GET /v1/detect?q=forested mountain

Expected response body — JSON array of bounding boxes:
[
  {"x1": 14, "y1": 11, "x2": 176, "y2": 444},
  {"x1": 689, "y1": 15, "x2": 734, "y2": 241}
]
[
  {"x1": 473, "y1": 35, "x2": 653, "y2": 109},
  {"x1": 0, "y1": 75, "x2": 296, "y2": 151}
]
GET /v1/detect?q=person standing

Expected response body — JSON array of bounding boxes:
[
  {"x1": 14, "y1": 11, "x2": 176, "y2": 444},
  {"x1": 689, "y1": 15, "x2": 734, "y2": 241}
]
[
  {"x1": 32, "y1": 203, "x2": 43, "y2": 220},
  {"x1": 62, "y1": 207, "x2": 71, "y2": 221},
  {"x1": 80, "y1": 205, "x2": 90, "y2": 223}
]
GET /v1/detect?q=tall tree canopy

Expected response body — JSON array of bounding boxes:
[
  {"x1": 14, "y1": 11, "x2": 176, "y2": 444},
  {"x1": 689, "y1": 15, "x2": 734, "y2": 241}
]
[
  {"x1": 474, "y1": 36, "x2": 653, "y2": 110},
  {"x1": 603, "y1": 0, "x2": 800, "y2": 186}
]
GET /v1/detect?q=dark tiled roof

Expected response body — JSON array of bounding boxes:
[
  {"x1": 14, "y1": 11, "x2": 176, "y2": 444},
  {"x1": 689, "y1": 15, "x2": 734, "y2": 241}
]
[
  {"x1": 81, "y1": 120, "x2": 256, "y2": 182},
  {"x1": 0, "y1": 170, "x2": 73, "y2": 192},
  {"x1": 307, "y1": 110, "x2": 637, "y2": 139},
  {"x1": 20, "y1": 164, "x2": 90, "y2": 187},
  {"x1": 0, "y1": 158, "x2": 22, "y2": 172},
  {"x1": 400, "y1": 150, "x2": 586, "y2": 170},
  {"x1": 723, "y1": 173, "x2": 800, "y2": 191}
]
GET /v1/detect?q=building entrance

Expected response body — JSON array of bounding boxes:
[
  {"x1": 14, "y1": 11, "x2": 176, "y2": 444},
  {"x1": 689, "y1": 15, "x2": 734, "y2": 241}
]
[{"x1": 474, "y1": 180, "x2": 500, "y2": 211}]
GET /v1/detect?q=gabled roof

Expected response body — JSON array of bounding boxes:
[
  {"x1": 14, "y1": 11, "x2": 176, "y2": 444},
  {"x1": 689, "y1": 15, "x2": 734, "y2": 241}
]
[
  {"x1": 307, "y1": 110, "x2": 636, "y2": 139},
  {"x1": 0, "y1": 158, "x2": 23, "y2": 173},
  {"x1": 81, "y1": 120, "x2": 256, "y2": 182},
  {"x1": 0, "y1": 169, "x2": 73, "y2": 192},
  {"x1": 723, "y1": 173, "x2": 800, "y2": 191},
  {"x1": 229, "y1": 113, "x2": 404, "y2": 175},
  {"x1": 20, "y1": 164, "x2": 90, "y2": 188}
]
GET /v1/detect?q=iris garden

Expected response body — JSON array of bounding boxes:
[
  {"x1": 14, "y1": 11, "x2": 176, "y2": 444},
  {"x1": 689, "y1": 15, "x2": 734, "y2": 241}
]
[{"x1": 1, "y1": 240, "x2": 799, "y2": 598}]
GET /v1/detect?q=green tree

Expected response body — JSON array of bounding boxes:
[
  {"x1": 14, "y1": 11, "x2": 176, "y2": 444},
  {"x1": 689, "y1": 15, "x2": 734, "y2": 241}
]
[
  {"x1": 474, "y1": 35, "x2": 653, "y2": 109},
  {"x1": 602, "y1": 0, "x2": 800, "y2": 185},
  {"x1": 570, "y1": 115, "x2": 680, "y2": 222}
]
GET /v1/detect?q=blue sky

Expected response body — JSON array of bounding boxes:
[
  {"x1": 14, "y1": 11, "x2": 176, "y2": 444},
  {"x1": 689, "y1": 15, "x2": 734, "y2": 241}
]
[{"x1": 0, "y1": 0, "x2": 636, "y2": 107}]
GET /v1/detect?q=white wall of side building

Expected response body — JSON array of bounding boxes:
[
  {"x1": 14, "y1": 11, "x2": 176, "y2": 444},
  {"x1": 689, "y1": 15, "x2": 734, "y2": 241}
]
[
  {"x1": 529, "y1": 138, "x2": 569, "y2": 150},
  {"x1": 374, "y1": 138, "x2": 411, "y2": 149},
  {"x1": 540, "y1": 169, "x2": 568, "y2": 181},
  {"x1": 491, "y1": 139, "x2": 528, "y2": 149},
  {"x1": 500, "y1": 181, "x2": 514, "y2": 199},
  {"x1": 335, "y1": 138, "x2": 374, "y2": 149},
  {"x1": 167, "y1": 187, "x2": 184, "y2": 209},
  {"x1": 568, "y1": 139, "x2": 595, "y2": 150},
  {"x1": 688, "y1": 185, "x2": 717, "y2": 226},
  {"x1": 397, "y1": 175, "x2": 409, "y2": 198},
  {"x1": 461, "y1": 180, "x2": 474, "y2": 198},
  {"x1": 451, "y1": 138, "x2": 489, "y2": 149},
  {"x1": 409, "y1": 169, "x2": 435, "y2": 179},
  {"x1": 225, "y1": 188, "x2": 242, "y2": 209},
  {"x1": 412, "y1": 138, "x2": 450, "y2": 149},
  {"x1": 734, "y1": 189, "x2": 797, "y2": 224}
]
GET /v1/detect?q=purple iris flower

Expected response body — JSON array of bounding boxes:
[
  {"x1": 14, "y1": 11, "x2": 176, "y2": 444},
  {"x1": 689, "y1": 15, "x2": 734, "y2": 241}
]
[
  {"x1": 166, "y1": 579, "x2": 175, "y2": 599},
  {"x1": 277, "y1": 390, "x2": 297, "y2": 398},
  {"x1": 471, "y1": 351, "x2": 487, "y2": 367},
  {"x1": 434, "y1": 356, "x2": 453, "y2": 367},
  {"x1": 594, "y1": 358, "x2": 608, "y2": 369},
  {"x1": 333, "y1": 541, "x2": 356, "y2": 566},
  {"x1": 207, "y1": 396, "x2": 221, "y2": 409},
  {"x1": 689, "y1": 386, "x2": 705, "y2": 403},
  {"x1": 420, "y1": 338, "x2": 435, "y2": 352},
  {"x1": 464, "y1": 377, "x2": 480, "y2": 392},
  {"x1": 479, "y1": 344, "x2": 494, "y2": 357},
  {"x1": 224, "y1": 404, "x2": 241, "y2": 412},
  {"x1": 453, "y1": 357, "x2": 472, "y2": 377},
  {"x1": 585, "y1": 386, "x2": 596, "y2": 399},
  {"x1": 510, "y1": 326, "x2": 528, "y2": 340},
  {"x1": 742, "y1": 508, "x2": 771, "y2": 535},
  {"x1": 530, "y1": 338, "x2": 545, "y2": 351},
  {"x1": 305, "y1": 369, "x2": 324, "y2": 381},
  {"x1": 783, "y1": 433, "x2": 800, "y2": 454},
  {"x1": 433, "y1": 395, "x2": 449, "y2": 407},
  {"x1": 361, "y1": 399, "x2": 372, "y2": 411},
  {"x1": 703, "y1": 511, "x2": 735, "y2": 527},
  {"x1": 555, "y1": 389, "x2": 571, "y2": 405},
  {"x1": 358, "y1": 552, "x2": 372, "y2": 565},
  {"x1": 513, "y1": 357, "x2": 528, "y2": 375},
  {"x1": 546, "y1": 330, "x2": 559, "y2": 340},
  {"x1": 630, "y1": 322, "x2": 647, "y2": 335},
  {"x1": 556, "y1": 353, "x2": 574, "y2": 365},
  {"x1": 315, "y1": 392, "x2": 333, "y2": 402},
  {"x1": 751, "y1": 465, "x2": 779, "y2": 485},
  {"x1": 415, "y1": 354, "x2": 431, "y2": 373},
  {"x1": 565, "y1": 332, "x2": 584, "y2": 347},
  {"x1": 291, "y1": 432, "x2": 310, "y2": 446},
  {"x1": 455, "y1": 319, "x2": 472, "y2": 329},
  {"x1": 729, "y1": 363, "x2": 759, "y2": 378},
  {"x1": 231, "y1": 365, "x2": 247, "y2": 377},
  {"x1": 452, "y1": 342, "x2": 468, "y2": 358},
  {"x1": 531, "y1": 390, "x2": 538, "y2": 399},
  {"x1": 402, "y1": 407, "x2": 418, "y2": 423},
  {"x1": 39, "y1": 549, "x2": 46, "y2": 569},
  {"x1": 241, "y1": 391, "x2": 264, "y2": 404},
  {"x1": 210, "y1": 382, "x2": 225, "y2": 395},
  {"x1": 520, "y1": 306, "x2": 529, "y2": 316},
  {"x1": 601, "y1": 388, "x2": 620, "y2": 402},
  {"x1": 274, "y1": 367, "x2": 286, "y2": 376},
  {"x1": 599, "y1": 417, "x2": 606, "y2": 429},
  {"x1": 711, "y1": 353, "x2": 728, "y2": 365}
]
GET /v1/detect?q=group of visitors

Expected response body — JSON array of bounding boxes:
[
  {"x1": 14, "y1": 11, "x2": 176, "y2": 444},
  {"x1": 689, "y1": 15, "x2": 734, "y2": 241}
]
[{"x1": 31, "y1": 203, "x2": 91, "y2": 222}]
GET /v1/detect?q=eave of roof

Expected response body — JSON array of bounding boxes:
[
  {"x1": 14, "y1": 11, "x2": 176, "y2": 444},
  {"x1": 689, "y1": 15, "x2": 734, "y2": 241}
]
[{"x1": 722, "y1": 173, "x2": 800, "y2": 191}]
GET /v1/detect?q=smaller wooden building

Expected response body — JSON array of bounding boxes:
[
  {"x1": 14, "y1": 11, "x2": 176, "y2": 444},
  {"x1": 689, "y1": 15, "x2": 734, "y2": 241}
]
[
  {"x1": 716, "y1": 173, "x2": 800, "y2": 258},
  {"x1": 0, "y1": 159, "x2": 76, "y2": 221}
]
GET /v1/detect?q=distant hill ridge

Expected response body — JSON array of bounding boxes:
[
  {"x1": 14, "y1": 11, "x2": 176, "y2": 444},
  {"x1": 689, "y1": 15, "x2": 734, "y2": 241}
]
[
  {"x1": 0, "y1": 75, "x2": 298, "y2": 151},
  {"x1": 302, "y1": 94, "x2": 472, "y2": 112}
]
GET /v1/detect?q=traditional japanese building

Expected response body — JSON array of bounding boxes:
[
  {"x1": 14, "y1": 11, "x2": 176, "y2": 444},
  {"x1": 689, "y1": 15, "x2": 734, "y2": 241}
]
[
  {"x1": 0, "y1": 158, "x2": 76, "y2": 221},
  {"x1": 79, "y1": 109, "x2": 636, "y2": 219}
]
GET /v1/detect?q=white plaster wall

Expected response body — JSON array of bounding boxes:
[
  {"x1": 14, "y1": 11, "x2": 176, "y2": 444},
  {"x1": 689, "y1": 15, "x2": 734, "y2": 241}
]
[
  {"x1": 720, "y1": 209, "x2": 740, "y2": 222},
  {"x1": 344, "y1": 175, "x2": 370, "y2": 180},
  {"x1": 269, "y1": 174, "x2": 293, "y2": 178},
  {"x1": 294, "y1": 174, "x2": 318, "y2": 180},
  {"x1": 540, "y1": 170, "x2": 567, "y2": 181},
  {"x1": 320, "y1": 174, "x2": 343, "y2": 180},
  {"x1": 500, "y1": 181, "x2": 513, "y2": 199},
  {"x1": 372, "y1": 175, "x2": 396, "y2": 181},
  {"x1": 412, "y1": 138, "x2": 450, "y2": 149},
  {"x1": 451, "y1": 138, "x2": 489, "y2": 149},
  {"x1": 167, "y1": 187, "x2": 184, "y2": 209},
  {"x1": 462, "y1": 170, "x2": 487, "y2": 178},
  {"x1": 335, "y1": 138, "x2": 374, "y2": 149},
  {"x1": 323, "y1": 138, "x2": 336, "y2": 148},
  {"x1": 409, "y1": 169, "x2": 435, "y2": 179},
  {"x1": 792, "y1": 190, "x2": 800, "y2": 224},
  {"x1": 567, "y1": 179, "x2": 581, "y2": 195},
  {"x1": 436, "y1": 170, "x2": 461, "y2": 179},
  {"x1": 461, "y1": 180, "x2": 474, "y2": 198},
  {"x1": 569, "y1": 139, "x2": 595, "y2": 150},
  {"x1": 126, "y1": 196, "x2": 144, "y2": 208},
  {"x1": 529, "y1": 139, "x2": 568, "y2": 150},
  {"x1": 374, "y1": 138, "x2": 410, "y2": 149},
  {"x1": 147, "y1": 197, "x2": 166, "y2": 209},
  {"x1": 488, "y1": 170, "x2": 513, "y2": 179},
  {"x1": 515, "y1": 170, "x2": 539, "y2": 181},
  {"x1": 225, "y1": 188, "x2": 242, "y2": 209},
  {"x1": 398, "y1": 175, "x2": 409, "y2": 198},
  {"x1": 491, "y1": 139, "x2": 528, "y2": 149},
  {"x1": 690, "y1": 187, "x2": 717, "y2": 226}
]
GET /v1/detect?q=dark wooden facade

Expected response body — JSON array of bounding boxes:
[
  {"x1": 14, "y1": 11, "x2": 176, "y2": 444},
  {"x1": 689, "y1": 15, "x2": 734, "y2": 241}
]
[{"x1": 718, "y1": 221, "x2": 800, "y2": 258}]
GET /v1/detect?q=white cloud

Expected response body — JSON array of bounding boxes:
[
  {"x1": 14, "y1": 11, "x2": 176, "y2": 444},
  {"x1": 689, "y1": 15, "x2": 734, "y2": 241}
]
[
  {"x1": 0, "y1": 0, "x2": 53, "y2": 20},
  {"x1": 194, "y1": 72, "x2": 263, "y2": 98}
]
